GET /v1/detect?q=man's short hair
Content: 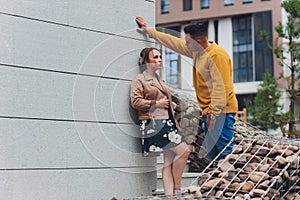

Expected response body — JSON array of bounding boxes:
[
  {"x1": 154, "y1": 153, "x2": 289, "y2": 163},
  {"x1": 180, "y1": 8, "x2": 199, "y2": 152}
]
[{"x1": 184, "y1": 21, "x2": 208, "y2": 39}]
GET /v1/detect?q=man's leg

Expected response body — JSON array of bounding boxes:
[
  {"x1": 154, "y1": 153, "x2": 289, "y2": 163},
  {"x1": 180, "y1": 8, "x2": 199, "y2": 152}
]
[
  {"x1": 203, "y1": 114, "x2": 225, "y2": 160},
  {"x1": 216, "y1": 113, "x2": 235, "y2": 159}
]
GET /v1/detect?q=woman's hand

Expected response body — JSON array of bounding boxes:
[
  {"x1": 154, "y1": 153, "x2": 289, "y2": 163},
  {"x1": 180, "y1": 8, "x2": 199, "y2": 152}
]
[
  {"x1": 135, "y1": 16, "x2": 149, "y2": 34},
  {"x1": 156, "y1": 96, "x2": 169, "y2": 108}
]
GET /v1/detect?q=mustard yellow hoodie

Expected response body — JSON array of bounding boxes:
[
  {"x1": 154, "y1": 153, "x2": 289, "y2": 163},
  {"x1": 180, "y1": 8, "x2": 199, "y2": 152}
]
[{"x1": 148, "y1": 29, "x2": 238, "y2": 116}]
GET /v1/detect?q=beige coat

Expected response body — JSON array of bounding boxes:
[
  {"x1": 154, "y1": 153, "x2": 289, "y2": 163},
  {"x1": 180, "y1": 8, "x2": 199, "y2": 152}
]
[{"x1": 130, "y1": 71, "x2": 176, "y2": 121}]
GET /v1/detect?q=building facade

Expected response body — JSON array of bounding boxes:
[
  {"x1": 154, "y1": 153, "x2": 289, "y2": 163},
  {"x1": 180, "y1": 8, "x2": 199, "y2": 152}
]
[{"x1": 155, "y1": 0, "x2": 286, "y2": 116}]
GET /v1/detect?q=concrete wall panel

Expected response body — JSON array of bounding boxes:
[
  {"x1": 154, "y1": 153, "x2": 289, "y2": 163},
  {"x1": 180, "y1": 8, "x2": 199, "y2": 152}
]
[
  {"x1": 0, "y1": 168, "x2": 156, "y2": 199},
  {"x1": 0, "y1": 14, "x2": 153, "y2": 78},
  {"x1": 0, "y1": 119, "x2": 155, "y2": 169},
  {"x1": 0, "y1": 0, "x2": 156, "y2": 198},
  {"x1": 0, "y1": 66, "x2": 141, "y2": 123},
  {"x1": 0, "y1": 0, "x2": 155, "y2": 35}
]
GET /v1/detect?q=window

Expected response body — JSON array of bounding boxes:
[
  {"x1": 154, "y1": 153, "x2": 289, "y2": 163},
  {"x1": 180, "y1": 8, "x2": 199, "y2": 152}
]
[
  {"x1": 232, "y1": 15, "x2": 253, "y2": 83},
  {"x1": 165, "y1": 51, "x2": 179, "y2": 86},
  {"x1": 236, "y1": 94, "x2": 255, "y2": 111},
  {"x1": 183, "y1": 0, "x2": 192, "y2": 11},
  {"x1": 253, "y1": 11, "x2": 273, "y2": 80},
  {"x1": 233, "y1": 11, "x2": 273, "y2": 83},
  {"x1": 224, "y1": 0, "x2": 234, "y2": 6},
  {"x1": 161, "y1": 0, "x2": 170, "y2": 14},
  {"x1": 243, "y1": 0, "x2": 252, "y2": 3},
  {"x1": 214, "y1": 20, "x2": 218, "y2": 43},
  {"x1": 236, "y1": 94, "x2": 255, "y2": 119},
  {"x1": 200, "y1": 0, "x2": 209, "y2": 9},
  {"x1": 159, "y1": 26, "x2": 181, "y2": 87}
]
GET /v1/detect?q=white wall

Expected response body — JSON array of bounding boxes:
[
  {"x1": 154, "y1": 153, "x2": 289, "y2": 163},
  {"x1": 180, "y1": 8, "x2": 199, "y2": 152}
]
[
  {"x1": 218, "y1": 17, "x2": 233, "y2": 61},
  {"x1": 179, "y1": 26, "x2": 195, "y2": 93},
  {"x1": 0, "y1": 0, "x2": 156, "y2": 199}
]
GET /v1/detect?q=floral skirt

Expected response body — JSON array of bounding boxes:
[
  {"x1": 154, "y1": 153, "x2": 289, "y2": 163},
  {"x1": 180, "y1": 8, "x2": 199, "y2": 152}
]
[{"x1": 139, "y1": 113, "x2": 184, "y2": 157}]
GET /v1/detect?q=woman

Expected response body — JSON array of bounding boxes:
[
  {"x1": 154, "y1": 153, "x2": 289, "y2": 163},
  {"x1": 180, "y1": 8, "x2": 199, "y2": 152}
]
[{"x1": 130, "y1": 47, "x2": 190, "y2": 195}]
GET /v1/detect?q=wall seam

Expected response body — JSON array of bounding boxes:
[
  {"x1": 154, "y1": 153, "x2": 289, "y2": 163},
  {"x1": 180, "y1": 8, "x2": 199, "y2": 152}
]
[
  {"x1": 0, "y1": 115, "x2": 134, "y2": 125},
  {"x1": 0, "y1": 63, "x2": 132, "y2": 81},
  {"x1": 0, "y1": 11, "x2": 154, "y2": 43}
]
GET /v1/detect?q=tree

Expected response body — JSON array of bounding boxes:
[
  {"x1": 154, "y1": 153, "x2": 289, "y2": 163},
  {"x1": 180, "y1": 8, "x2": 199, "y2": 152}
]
[
  {"x1": 248, "y1": 73, "x2": 284, "y2": 132},
  {"x1": 261, "y1": 0, "x2": 300, "y2": 137}
]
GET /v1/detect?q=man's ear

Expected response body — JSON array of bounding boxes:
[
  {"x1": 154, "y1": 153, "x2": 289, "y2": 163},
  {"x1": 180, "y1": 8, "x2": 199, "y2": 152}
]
[{"x1": 196, "y1": 38, "x2": 202, "y2": 45}]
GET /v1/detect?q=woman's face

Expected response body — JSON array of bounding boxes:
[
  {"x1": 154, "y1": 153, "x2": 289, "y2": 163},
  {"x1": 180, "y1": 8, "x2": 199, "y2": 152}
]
[{"x1": 146, "y1": 49, "x2": 162, "y2": 70}]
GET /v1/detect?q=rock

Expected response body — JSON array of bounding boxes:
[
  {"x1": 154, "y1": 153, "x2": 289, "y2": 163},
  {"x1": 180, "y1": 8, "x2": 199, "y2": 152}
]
[
  {"x1": 288, "y1": 176, "x2": 299, "y2": 185},
  {"x1": 269, "y1": 168, "x2": 281, "y2": 176},
  {"x1": 215, "y1": 190, "x2": 223, "y2": 197},
  {"x1": 186, "y1": 106, "x2": 198, "y2": 116},
  {"x1": 285, "y1": 193, "x2": 300, "y2": 200},
  {"x1": 234, "y1": 196, "x2": 244, "y2": 200},
  {"x1": 239, "y1": 173, "x2": 248, "y2": 181},
  {"x1": 187, "y1": 185, "x2": 201, "y2": 196},
  {"x1": 283, "y1": 149, "x2": 294, "y2": 157},
  {"x1": 242, "y1": 142, "x2": 252, "y2": 153},
  {"x1": 241, "y1": 181, "x2": 254, "y2": 192},
  {"x1": 255, "y1": 171, "x2": 269, "y2": 179},
  {"x1": 232, "y1": 145, "x2": 243, "y2": 154},
  {"x1": 180, "y1": 117, "x2": 190, "y2": 128},
  {"x1": 202, "y1": 178, "x2": 227, "y2": 190},
  {"x1": 244, "y1": 193, "x2": 251, "y2": 200},
  {"x1": 251, "y1": 146, "x2": 270, "y2": 156},
  {"x1": 224, "y1": 191, "x2": 234, "y2": 197},
  {"x1": 286, "y1": 155, "x2": 299, "y2": 169},
  {"x1": 247, "y1": 155, "x2": 262, "y2": 163},
  {"x1": 288, "y1": 145, "x2": 299, "y2": 152},
  {"x1": 244, "y1": 163, "x2": 256, "y2": 172},
  {"x1": 218, "y1": 159, "x2": 235, "y2": 172},
  {"x1": 197, "y1": 173, "x2": 210, "y2": 186},
  {"x1": 258, "y1": 163, "x2": 270, "y2": 172},
  {"x1": 251, "y1": 188, "x2": 265, "y2": 196},
  {"x1": 248, "y1": 171, "x2": 269, "y2": 183},
  {"x1": 237, "y1": 153, "x2": 251, "y2": 163},
  {"x1": 225, "y1": 154, "x2": 239, "y2": 164},
  {"x1": 249, "y1": 173, "x2": 262, "y2": 183},
  {"x1": 190, "y1": 117, "x2": 199, "y2": 126},
  {"x1": 185, "y1": 135, "x2": 197, "y2": 145},
  {"x1": 171, "y1": 101, "x2": 177, "y2": 110},
  {"x1": 257, "y1": 180, "x2": 270, "y2": 190},
  {"x1": 218, "y1": 171, "x2": 228, "y2": 178},
  {"x1": 228, "y1": 182, "x2": 240, "y2": 190},
  {"x1": 275, "y1": 155, "x2": 287, "y2": 165}
]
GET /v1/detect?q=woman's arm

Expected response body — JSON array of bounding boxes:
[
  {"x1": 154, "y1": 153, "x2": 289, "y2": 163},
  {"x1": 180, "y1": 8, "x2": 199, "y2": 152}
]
[{"x1": 130, "y1": 78, "x2": 151, "y2": 111}]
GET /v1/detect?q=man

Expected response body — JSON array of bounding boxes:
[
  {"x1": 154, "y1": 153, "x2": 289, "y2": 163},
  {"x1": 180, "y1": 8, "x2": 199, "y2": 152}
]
[{"x1": 135, "y1": 16, "x2": 238, "y2": 160}]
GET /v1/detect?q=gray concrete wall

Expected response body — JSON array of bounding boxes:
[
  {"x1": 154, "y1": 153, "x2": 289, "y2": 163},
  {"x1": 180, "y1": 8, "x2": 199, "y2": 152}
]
[{"x1": 0, "y1": 1, "x2": 156, "y2": 199}]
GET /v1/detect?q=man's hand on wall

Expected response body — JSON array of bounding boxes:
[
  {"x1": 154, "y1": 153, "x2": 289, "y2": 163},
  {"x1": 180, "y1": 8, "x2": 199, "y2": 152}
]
[{"x1": 135, "y1": 16, "x2": 149, "y2": 34}]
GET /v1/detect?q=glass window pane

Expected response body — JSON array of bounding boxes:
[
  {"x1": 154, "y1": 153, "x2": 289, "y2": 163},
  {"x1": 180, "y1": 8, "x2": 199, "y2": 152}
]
[
  {"x1": 162, "y1": 26, "x2": 181, "y2": 87},
  {"x1": 161, "y1": 0, "x2": 170, "y2": 14},
  {"x1": 232, "y1": 14, "x2": 253, "y2": 83},
  {"x1": 183, "y1": 0, "x2": 192, "y2": 11},
  {"x1": 201, "y1": 0, "x2": 209, "y2": 8},
  {"x1": 224, "y1": 0, "x2": 234, "y2": 6}
]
